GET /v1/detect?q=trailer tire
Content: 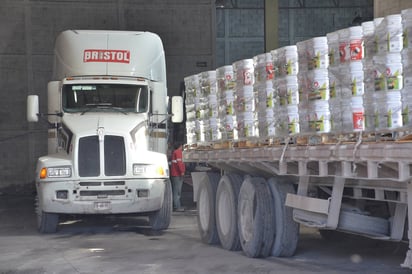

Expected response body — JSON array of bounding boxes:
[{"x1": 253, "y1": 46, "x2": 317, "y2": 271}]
[
  {"x1": 197, "y1": 172, "x2": 221, "y2": 244},
  {"x1": 216, "y1": 173, "x2": 243, "y2": 251},
  {"x1": 268, "y1": 178, "x2": 299, "y2": 257},
  {"x1": 149, "y1": 179, "x2": 172, "y2": 231},
  {"x1": 238, "y1": 177, "x2": 275, "y2": 258}
]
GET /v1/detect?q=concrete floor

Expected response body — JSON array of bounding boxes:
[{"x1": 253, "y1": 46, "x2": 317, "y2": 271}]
[{"x1": 0, "y1": 192, "x2": 411, "y2": 274}]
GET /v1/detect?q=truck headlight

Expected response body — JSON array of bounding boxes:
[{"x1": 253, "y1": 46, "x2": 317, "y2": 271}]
[
  {"x1": 40, "y1": 166, "x2": 72, "y2": 179},
  {"x1": 133, "y1": 164, "x2": 167, "y2": 177}
]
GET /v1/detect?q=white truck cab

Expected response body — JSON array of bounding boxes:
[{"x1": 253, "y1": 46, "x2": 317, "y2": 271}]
[{"x1": 27, "y1": 30, "x2": 183, "y2": 233}]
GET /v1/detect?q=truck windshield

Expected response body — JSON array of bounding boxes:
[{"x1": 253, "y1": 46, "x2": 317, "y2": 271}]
[{"x1": 62, "y1": 84, "x2": 148, "y2": 113}]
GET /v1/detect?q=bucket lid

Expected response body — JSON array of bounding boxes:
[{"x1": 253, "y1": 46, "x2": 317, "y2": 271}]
[
  {"x1": 348, "y1": 26, "x2": 363, "y2": 37},
  {"x1": 326, "y1": 31, "x2": 339, "y2": 41},
  {"x1": 361, "y1": 21, "x2": 375, "y2": 35},
  {"x1": 254, "y1": 52, "x2": 272, "y2": 64},
  {"x1": 233, "y1": 58, "x2": 254, "y2": 69},
  {"x1": 202, "y1": 70, "x2": 216, "y2": 79},
  {"x1": 312, "y1": 36, "x2": 328, "y2": 45},
  {"x1": 374, "y1": 17, "x2": 384, "y2": 27},
  {"x1": 216, "y1": 65, "x2": 233, "y2": 74}
]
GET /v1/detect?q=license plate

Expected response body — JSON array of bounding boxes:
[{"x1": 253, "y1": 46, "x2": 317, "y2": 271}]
[{"x1": 94, "y1": 201, "x2": 111, "y2": 210}]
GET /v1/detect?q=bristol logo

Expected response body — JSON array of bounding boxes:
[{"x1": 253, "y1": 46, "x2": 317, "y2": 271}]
[{"x1": 83, "y1": 49, "x2": 130, "y2": 63}]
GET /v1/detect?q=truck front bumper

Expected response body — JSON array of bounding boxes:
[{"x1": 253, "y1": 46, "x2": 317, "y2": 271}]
[{"x1": 36, "y1": 178, "x2": 167, "y2": 214}]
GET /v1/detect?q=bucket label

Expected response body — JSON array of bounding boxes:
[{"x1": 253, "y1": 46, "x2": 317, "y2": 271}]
[
  {"x1": 350, "y1": 39, "x2": 363, "y2": 60},
  {"x1": 352, "y1": 111, "x2": 365, "y2": 130},
  {"x1": 339, "y1": 42, "x2": 349, "y2": 63}
]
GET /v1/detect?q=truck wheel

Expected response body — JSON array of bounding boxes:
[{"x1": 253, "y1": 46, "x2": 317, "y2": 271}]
[
  {"x1": 149, "y1": 179, "x2": 172, "y2": 231},
  {"x1": 197, "y1": 172, "x2": 221, "y2": 244},
  {"x1": 216, "y1": 173, "x2": 243, "y2": 251},
  {"x1": 268, "y1": 178, "x2": 299, "y2": 257},
  {"x1": 237, "y1": 177, "x2": 275, "y2": 258},
  {"x1": 36, "y1": 196, "x2": 59, "y2": 233}
]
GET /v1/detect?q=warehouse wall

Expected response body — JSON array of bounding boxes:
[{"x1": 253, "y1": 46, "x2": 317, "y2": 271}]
[
  {"x1": 216, "y1": 0, "x2": 374, "y2": 68},
  {"x1": 0, "y1": 0, "x2": 215, "y2": 192},
  {"x1": 278, "y1": 0, "x2": 373, "y2": 47},
  {"x1": 374, "y1": 0, "x2": 412, "y2": 18}
]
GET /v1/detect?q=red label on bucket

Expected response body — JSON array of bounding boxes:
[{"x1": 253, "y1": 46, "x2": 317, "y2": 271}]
[
  {"x1": 350, "y1": 39, "x2": 363, "y2": 60},
  {"x1": 339, "y1": 42, "x2": 347, "y2": 63},
  {"x1": 352, "y1": 111, "x2": 364, "y2": 130}
]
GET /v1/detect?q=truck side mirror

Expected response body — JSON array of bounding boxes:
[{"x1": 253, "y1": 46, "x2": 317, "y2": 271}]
[
  {"x1": 171, "y1": 96, "x2": 183, "y2": 123},
  {"x1": 27, "y1": 95, "x2": 39, "y2": 122}
]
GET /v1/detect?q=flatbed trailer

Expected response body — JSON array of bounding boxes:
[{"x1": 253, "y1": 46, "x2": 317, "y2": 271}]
[{"x1": 183, "y1": 135, "x2": 412, "y2": 268}]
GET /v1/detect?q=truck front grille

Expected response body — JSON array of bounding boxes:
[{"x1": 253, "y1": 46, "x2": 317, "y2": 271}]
[
  {"x1": 78, "y1": 136, "x2": 100, "y2": 177},
  {"x1": 79, "y1": 190, "x2": 125, "y2": 196},
  {"x1": 78, "y1": 135, "x2": 126, "y2": 177}
]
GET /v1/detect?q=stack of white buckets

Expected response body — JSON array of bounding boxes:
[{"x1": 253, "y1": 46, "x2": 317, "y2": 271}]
[
  {"x1": 374, "y1": 14, "x2": 404, "y2": 130},
  {"x1": 297, "y1": 37, "x2": 331, "y2": 135},
  {"x1": 273, "y1": 46, "x2": 300, "y2": 137},
  {"x1": 216, "y1": 65, "x2": 237, "y2": 142},
  {"x1": 254, "y1": 52, "x2": 276, "y2": 139},
  {"x1": 233, "y1": 59, "x2": 257, "y2": 141},
  {"x1": 402, "y1": 9, "x2": 412, "y2": 127},
  {"x1": 184, "y1": 9, "x2": 412, "y2": 147},
  {"x1": 183, "y1": 74, "x2": 200, "y2": 145}
]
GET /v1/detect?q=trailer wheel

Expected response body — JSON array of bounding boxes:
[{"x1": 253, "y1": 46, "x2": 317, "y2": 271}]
[
  {"x1": 149, "y1": 179, "x2": 172, "y2": 231},
  {"x1": 238, "y1": 177, "x2": 275, "y2": 258},
  {"x1": 197, "y1": 172, "x2": 221, "y2": 244},
  {"x1": 36, "y1": 196, "x2": 59, "y2": 233},
  {"x1": 268, "y1": 178, "x2": 299, "y2": 257},
  {"x1": 216, "y1": 173, "x2": 243, "y2": 251}
]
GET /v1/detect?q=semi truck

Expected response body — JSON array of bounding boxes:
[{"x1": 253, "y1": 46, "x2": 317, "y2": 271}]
[{"x1": 27, "y1": 30, "x2": 183, "y2": 233}]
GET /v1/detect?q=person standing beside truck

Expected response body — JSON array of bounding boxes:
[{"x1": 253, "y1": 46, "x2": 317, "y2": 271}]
[{"x1": 170, "y1": 143, "x2": 185, "y2": 211}]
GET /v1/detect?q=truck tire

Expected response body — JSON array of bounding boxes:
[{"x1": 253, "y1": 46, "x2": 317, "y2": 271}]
[
  {"x1": 149, "y1": 179, "x2": 172, "y2": 231},
  {"x1": 216, "y1": 173, "x2": 243, "y2": 251},
  {"x1": 268, "y1": 178, "x2": 299, "y2": 257},
  {"x1": 197, "y1": 172, "x2": 221, "y2": 244},
  {"x1": 237, "y1": 177, "x2": 275, "y2": 258},
  {"x1": 36, "y1": 196, "x2": 59, "y2": 233}
]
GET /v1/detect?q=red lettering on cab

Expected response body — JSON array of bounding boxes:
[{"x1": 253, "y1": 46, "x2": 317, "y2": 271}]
[{"x1": 83, "y1": 49, "x2": 130, "y2": 63}]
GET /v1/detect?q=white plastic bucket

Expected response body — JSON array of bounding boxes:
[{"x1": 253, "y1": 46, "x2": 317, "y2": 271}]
[
  {"x1": 287, "y1": 83, "x2": 300, "y2": 105},
  {"x1": 338, "y1": 28, "x2": 350, "y2": 63},
  {"x1": 287, "y1": 105, "x2": 300, "y2": 135},
  {"x1": 284, "y1": 45, "x2": 299, "y2": 76},
  {"x1": 382, "y1": 14, "x2": 403, "y2": 53},
  {"x1": 348, "y1": 26, "x2": 364, "y2": 61},
  {"x1": 208, "y1": 117, "x2": 221, "y2": 141},
  {"x1": 216, "y1": 65, "x2": 235, "y2": 91},
  {"x1": 385, "y1": 53, "x2": 403, "y2": 91},
  {"x1": 329, "y1": 98, "x2": 342, "y2": 133},
  {"x1": 254, "y1": 52, "x2": 274, "y2": 82},
  {"x1": 350, "y1": 61, "x2": 364, "y2": 96},
  {"x1": 258, "y1": 118, "x2": 276, "y2": 138},
  {"x1": 237, "y1": 111, "x2": 257, "y2": 139},
  {"x1": 351, "y1": 96, "x2": 365, "y2": 131},
  {"x1": 401, "y1": 92, "x2": 412, "y2": 126},
  {"x1": 376, "y1": 92, "x2": 403, "y2": 130},
  {"x1": 308, "y1": 69, "x2": 329, "y2": 100},
  {"x1": 233, "y1": 59, "x2": 254, "y2": 86},
  {"x1": 222, "y1": 115, "x2": 237, "y2": 140},
  {"x1": 308, "y1": 100, "x2": 331, "y2": 133},
  {"x1": 309, "y1": 36, "x2": 329, "y2": 69},
  {"x1": 327, "y1": 31, "x2": 340, "y2": 67}
]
